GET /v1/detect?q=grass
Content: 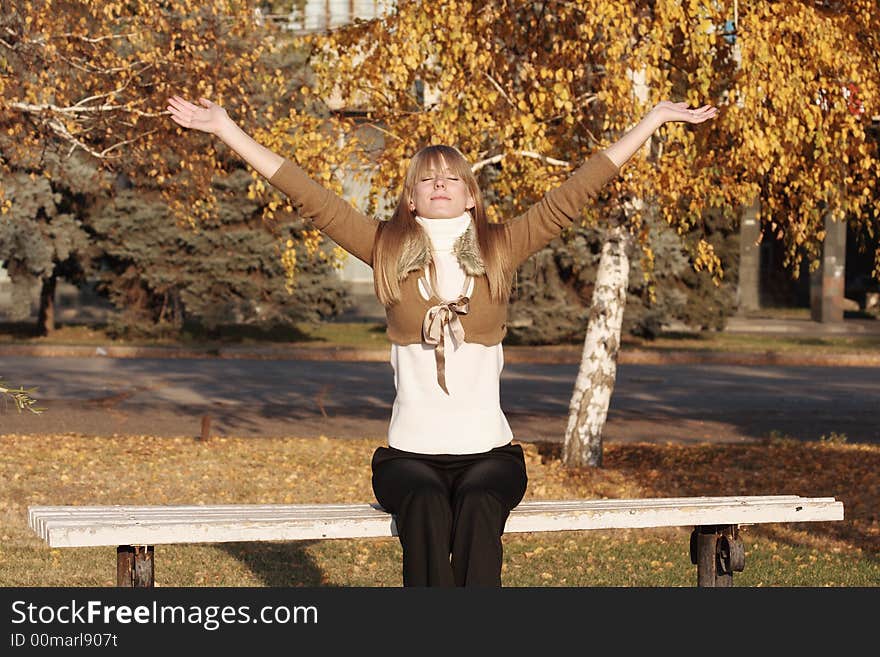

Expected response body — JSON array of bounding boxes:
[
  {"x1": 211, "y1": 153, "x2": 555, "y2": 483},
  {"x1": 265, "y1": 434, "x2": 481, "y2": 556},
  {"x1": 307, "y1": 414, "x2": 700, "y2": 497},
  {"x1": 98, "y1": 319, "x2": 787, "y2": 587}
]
[
  {"x1": 0, "y1": 320, "x2": 391, "y2": 349},
  {"x1": 2, "y1": 319, "x2": 880, "y2": 356},
  {"x1": 740, "y1": 306, "x2": 880, "y2": 321},
  {"x1": 622, "y1": 331, "x2": 880, "y2": 355},
  {"x1": 1, "y1": 433, "x2": 877, "y2": 587}
]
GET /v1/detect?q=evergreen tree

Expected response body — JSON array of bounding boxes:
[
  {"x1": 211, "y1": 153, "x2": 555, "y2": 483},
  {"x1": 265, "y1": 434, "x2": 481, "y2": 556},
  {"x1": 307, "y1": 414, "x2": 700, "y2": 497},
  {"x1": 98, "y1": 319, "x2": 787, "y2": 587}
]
[
  {"x1": 0, "y1": 150, "x2": 98, "y2": 333},
  {"x1": 507, "y1": 205, "x2": 740, "y2": 344},
  {"x1": 91, "y1": 167, "x2": 350, "y2": 336}
]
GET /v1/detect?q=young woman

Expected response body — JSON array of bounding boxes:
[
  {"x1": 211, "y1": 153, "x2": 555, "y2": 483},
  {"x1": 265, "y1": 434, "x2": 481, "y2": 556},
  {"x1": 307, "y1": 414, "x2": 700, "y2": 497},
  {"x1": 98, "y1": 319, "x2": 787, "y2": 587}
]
[{"x1": 167, "y1": 95, "x2": 716, "y2": 587}]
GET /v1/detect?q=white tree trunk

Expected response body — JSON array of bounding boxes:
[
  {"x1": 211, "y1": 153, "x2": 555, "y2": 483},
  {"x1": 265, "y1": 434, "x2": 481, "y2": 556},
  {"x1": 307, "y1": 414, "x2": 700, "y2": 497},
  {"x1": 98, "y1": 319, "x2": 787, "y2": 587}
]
[{"x1": 562, "y1": 223, "x2": 633, "y2": 468}]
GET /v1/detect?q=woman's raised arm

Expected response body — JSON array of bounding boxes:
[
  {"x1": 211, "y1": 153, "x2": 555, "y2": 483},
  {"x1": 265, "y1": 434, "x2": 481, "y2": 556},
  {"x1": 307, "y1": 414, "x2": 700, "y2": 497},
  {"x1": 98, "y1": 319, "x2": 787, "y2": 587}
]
[
  {"x1": 165, "y1": 95, "x2": 378, "y2": 266},
  {"x1": 602, "y1": 100, "x2": 717, "y2": 169},
  {"x1": 504, "y1": 100, "x2": 717, "y2": 267},
  {"x1": 166, "y1": 96, "x2": 284, "y2": 180}
]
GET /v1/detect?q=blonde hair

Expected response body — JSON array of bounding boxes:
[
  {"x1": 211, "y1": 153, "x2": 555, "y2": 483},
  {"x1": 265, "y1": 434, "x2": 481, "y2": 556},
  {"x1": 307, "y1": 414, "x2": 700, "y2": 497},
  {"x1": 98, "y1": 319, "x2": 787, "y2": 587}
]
[{"x1": 373, "y1": 145, "x2": 512, "y2": 306}]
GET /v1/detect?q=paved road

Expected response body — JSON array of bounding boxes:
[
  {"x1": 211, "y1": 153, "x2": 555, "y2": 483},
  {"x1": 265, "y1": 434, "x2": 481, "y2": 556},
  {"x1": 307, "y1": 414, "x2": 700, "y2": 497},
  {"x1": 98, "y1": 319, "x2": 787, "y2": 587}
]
[{"x1": 2, "y1": 355, "x2": 878, "y2": 445}]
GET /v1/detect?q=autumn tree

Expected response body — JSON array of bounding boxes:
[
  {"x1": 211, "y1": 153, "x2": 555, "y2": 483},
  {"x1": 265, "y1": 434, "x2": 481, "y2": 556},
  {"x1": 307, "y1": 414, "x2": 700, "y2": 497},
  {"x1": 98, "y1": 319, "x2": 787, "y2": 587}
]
[
  {"x1": 300, "y1": 0, "x2": 738, "y2": 463},
  {"x1": 0, "y1": 0, "x2": 361, "y2": 334},
  {"x1": 721, "y1": 1, "x2": 880, "y2": 278},
  {"x1": 297, "y1": 0, "x2": 879, "y2": 468}
]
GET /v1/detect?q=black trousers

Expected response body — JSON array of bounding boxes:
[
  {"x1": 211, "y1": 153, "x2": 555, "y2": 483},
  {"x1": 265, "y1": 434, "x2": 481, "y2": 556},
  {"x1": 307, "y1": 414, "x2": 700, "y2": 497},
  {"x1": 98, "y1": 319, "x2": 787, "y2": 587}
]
[{"x1": 371, "y1": 442, "x2": 528, "y2": 587}]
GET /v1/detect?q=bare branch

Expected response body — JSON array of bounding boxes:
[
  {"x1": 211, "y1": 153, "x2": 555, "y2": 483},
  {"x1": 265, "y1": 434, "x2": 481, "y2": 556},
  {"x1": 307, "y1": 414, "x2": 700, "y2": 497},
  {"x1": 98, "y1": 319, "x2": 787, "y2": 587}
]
[
  {"x1": 471, "y1": 150, "x2": 572, "y2": 174},
  {"x1": 46, "y1": 117, "x2": 157, "y2": 160},
  {"x1": 11, "y1": 100, "x2": 166, "y2": 118},
  {"x1": 470, "y1": 154, "x2": 504, "y2": 172},
  {"x1": 360, "y1": 122, "x2": 404, "y2": 144},
  {"x1": 58, "y1": 53, "x2": 156, "y2": 76},
  {"x1": 53, "y1": 30, "x2": 144, "y2": 44},
  {"x1": 72, "y1": 75, "x2": 140, "y2": 108},
  {"x1": 540, "y1": 92, "x2": 598, "y2": 124},
  {"x1": 484, "y1": 71, "x2": 516, "y2": 109},
  {"x1": 99, "y1": 129, "x2": 159, "y2": 157},
  {"x1": 48, "y1": 118, "x2": 106, "y2": 159}
]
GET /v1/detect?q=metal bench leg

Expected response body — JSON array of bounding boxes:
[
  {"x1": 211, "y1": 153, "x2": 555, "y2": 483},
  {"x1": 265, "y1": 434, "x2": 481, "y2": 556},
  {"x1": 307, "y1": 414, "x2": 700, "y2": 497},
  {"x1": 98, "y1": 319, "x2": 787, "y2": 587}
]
[
  {"x1": 690, "y1": 525, "x2": 745, "y2": 587},
  {"x1": 117, "y1": 545, "x2": 155, "y2": 587}
]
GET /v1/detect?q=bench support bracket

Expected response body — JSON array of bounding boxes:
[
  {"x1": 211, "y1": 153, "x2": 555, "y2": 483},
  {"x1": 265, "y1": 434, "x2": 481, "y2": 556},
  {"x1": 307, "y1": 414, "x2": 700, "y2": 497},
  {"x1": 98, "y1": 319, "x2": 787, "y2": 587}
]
[
  {"x1": 690, "y1": 525, "x2": 745, "y2": 587},
  {"x1": 117, "y1": 545, "x2": 154, "y2": 587}
]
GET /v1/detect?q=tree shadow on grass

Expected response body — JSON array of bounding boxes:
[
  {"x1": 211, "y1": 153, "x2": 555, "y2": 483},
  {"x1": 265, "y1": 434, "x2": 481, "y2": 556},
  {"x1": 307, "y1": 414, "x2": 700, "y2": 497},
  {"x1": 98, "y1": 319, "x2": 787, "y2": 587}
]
[
  {"x1": 216, "y1": 541, "x2": 326, "y2": 586},
  {"x1": 0, "y1": 321, "x2": 45, "y2": 339}
]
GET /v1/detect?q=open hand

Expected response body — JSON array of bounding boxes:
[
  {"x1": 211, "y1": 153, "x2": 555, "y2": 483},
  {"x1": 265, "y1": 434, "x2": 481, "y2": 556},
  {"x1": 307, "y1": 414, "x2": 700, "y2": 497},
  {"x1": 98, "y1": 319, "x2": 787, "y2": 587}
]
[
  {"x1": 166, "y1": 96, "x2": 229, "y2": 135},
  {"x1": 652, "y1": 100, "x2": 717, "y2": 125}
]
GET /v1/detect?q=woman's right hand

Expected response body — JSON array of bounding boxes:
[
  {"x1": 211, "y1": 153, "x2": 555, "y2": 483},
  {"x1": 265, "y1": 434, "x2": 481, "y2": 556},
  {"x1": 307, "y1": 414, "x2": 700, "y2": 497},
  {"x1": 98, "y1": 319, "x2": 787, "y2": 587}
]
[{"x1": 166, "y1": 96, "x2": 229, "y2": 135}]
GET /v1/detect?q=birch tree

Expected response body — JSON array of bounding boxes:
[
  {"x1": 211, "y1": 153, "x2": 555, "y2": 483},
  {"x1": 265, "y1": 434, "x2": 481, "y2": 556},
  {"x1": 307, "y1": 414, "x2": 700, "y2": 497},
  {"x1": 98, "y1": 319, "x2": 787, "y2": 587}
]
[
  {"x1": 562, "y1": 0, "x2": 880, "y2": 466},
  {"x1": 562, "y1": 220, "x2": 633, "y2": 467},
  {"x1": 721, "y1": 0, "x2": 880, "y2": 277},
  {"x1": 1, "y1": 0, "x2": 372, "y2": 395},
  {"x1": 164, "y1": 0, "x2": 878, "y2": 467},
  {"x1": 306, "y1": 0, "x2": 742, "y2": 467}
]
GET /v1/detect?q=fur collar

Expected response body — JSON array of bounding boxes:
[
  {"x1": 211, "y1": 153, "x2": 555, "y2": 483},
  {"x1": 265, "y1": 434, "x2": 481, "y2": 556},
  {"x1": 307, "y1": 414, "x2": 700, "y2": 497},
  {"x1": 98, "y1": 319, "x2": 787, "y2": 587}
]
[{"x1": 396, "y1": 221, "x2": 486, "y2": 280}]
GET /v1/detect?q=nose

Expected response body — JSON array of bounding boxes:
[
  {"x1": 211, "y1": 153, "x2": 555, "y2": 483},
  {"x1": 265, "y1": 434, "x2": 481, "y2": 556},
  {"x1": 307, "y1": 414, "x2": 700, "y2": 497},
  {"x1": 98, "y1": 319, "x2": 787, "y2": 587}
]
[{"x1": 433, "y1": 177, "x2": 446, "y2": 189}]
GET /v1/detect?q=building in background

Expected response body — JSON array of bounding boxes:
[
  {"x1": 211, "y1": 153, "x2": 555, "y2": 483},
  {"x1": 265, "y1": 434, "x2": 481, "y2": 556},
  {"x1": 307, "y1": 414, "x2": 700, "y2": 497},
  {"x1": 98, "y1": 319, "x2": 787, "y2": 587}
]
[{"x1": 280, "y1": 0, "x2": 394, "y2": 33}]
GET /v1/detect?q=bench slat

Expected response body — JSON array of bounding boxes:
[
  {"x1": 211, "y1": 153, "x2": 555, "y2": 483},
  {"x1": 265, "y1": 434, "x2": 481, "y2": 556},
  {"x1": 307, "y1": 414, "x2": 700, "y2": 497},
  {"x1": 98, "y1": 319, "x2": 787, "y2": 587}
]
[
  {"x1": 28, "y1": 496, "x2": 844, "y2": 548},
  {"x1": 28, "y1": 495, "x2": 835, "y2": 538},
  {"x1": 26, "y1": 495, "x2": 822, "y2": 533}
]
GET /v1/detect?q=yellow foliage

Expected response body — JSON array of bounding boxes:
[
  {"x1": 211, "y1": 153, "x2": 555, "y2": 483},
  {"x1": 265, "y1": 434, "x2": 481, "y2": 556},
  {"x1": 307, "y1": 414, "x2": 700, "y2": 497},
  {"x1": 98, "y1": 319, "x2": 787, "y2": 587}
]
[
  {"x1": 281, "y1": 241, "x2": 297, "y2": 294},
  {"x1": 1, "y1": 0, "x2": 357, "y2": 275},
  {"x1": 727, "y1": 0, "x2": 880, "y2": 275},
  {"x1": 4, "y1": 0, "x2": 879, "y2": 284}
]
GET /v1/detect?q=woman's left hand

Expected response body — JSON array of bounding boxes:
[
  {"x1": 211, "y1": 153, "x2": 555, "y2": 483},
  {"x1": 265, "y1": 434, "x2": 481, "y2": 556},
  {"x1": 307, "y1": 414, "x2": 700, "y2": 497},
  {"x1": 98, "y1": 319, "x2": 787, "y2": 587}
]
[{"x1": 651, "y1": 100, "x2": 717, "y2": 125}]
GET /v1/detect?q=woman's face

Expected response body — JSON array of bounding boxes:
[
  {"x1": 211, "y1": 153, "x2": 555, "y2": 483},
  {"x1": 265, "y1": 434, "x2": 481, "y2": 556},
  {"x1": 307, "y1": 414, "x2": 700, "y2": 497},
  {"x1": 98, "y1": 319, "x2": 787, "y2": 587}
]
[{"x1": 409, "y1": 160, "x2": 475, "y2": 220}]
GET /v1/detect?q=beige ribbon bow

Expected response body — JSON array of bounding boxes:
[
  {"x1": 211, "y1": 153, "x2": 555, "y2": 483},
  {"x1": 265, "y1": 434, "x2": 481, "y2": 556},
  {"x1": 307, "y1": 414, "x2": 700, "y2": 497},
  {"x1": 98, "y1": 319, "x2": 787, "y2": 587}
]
[{"x1": 421, "y1": 296, "x2": 470, "y2": 395}]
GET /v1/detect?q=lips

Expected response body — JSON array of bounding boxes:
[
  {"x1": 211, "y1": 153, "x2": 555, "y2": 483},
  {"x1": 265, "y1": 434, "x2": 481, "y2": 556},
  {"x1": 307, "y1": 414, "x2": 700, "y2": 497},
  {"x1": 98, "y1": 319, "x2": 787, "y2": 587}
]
[{"x1": 430, "y1": 195, "x2": 451, "y2": 200}]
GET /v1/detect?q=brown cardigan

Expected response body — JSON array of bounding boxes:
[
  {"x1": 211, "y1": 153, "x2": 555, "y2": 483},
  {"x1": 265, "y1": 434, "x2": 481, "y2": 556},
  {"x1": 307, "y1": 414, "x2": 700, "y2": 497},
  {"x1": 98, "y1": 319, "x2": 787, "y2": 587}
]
[{"x1": 268, "y1": 152, "x2": 620, "y2": 346}]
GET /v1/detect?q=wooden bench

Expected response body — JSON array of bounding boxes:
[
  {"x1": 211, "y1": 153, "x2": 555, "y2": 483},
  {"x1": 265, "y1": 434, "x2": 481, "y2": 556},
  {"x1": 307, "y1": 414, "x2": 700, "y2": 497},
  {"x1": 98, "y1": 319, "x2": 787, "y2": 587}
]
[{"x1": 28, "y1": 494, "x2": 844, "y2": 588}]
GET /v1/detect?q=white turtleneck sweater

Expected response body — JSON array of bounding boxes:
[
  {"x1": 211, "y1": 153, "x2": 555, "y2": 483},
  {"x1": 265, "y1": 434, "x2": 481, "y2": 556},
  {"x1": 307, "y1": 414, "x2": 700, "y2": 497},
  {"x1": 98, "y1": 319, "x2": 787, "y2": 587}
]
[{"x1": 387, "y1": 212, "x2": 514, "y2": 455}]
